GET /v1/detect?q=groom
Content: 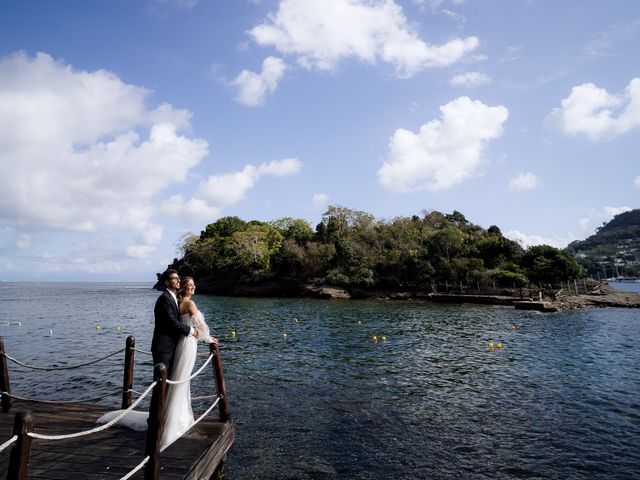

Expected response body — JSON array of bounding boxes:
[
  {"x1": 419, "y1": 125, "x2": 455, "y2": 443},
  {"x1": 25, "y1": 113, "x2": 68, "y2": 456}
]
[{"x1": 152, "y1": 269, "x2": 197, "y2": 376}]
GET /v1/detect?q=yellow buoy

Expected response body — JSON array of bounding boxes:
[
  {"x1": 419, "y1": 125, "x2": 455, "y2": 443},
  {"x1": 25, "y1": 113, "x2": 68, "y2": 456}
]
[
  {"x1": 116, "y1": 325, "x2": 121, "y2": 333},
  {"x1": 358, "y1": 320, "x2": 362, "y2": 325},
  {"x1": 488, "y1": 342, "x2": 494, "y2": 349},
  {"x1": 381, "y1": 336, "x2": 387, "y2": 342},
  {"x1": 372, "y1": 335, "x2": 378, "y2": 342},
  {"x1": 231, "y1": 330, "x2": 236, "y2": 337},
  {"x1": 96, "y1": 325, "x2": 101, "y2": 332},
  {"x1": 283, "y1": 332, "x2": 288, "y2": 339},
  {"x1": 497, "y1": 343, "x2": 503, "y2": 349}
]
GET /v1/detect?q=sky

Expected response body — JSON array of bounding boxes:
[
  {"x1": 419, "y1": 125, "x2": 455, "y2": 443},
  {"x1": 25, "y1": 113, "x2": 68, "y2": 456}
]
[{"x1": 0, "y1": 0, "x2": 638, "y2": 281}]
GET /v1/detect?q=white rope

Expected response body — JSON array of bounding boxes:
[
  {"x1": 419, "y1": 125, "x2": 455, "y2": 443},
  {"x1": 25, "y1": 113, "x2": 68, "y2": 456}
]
[
  {"x1": 166, "y1": 354, "x2": 213, "y2": 385},
  {"x1": 120, "y1": 455, "x2": 150, "y2": 480},
  {"x1": 3, "y1": 349, "x2": 125, "y2": 371},
  {"x1": 160, "y1": 396, "x2": 221, "y2": 452},
  {"x1": 133, "y1": 347, "x2": 153, "y2": 356},
  {"x1": 3, "y1": 389, "x2": 121, "y2": 404},
  {"x1": 0, "y1": 435, "x2": 17, "y2": 453},
  {"x1": 28, "y1": 380, "x2": 157, "y2": 441},
  {"x1": 191, "y1": 394, "x2": 217, "y2": 401}
]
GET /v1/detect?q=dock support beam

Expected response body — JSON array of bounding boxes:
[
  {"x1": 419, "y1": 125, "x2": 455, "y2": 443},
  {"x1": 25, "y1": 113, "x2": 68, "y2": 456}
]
[
  {"x1": 7, "y1": 410, "x2": 33, "y2": 480},
  {"x1": 122, "y1": 335, "x2": 136, "y2": 409},
  {"x1": 210, "y1": 342, "x2": 230, "y2": 422},
  {"x1": 0, "y1": 337, "x2": 11, "y2": 413},
  {"x1": 144, "y1": 363, "x2": 167, "y2": 480}
]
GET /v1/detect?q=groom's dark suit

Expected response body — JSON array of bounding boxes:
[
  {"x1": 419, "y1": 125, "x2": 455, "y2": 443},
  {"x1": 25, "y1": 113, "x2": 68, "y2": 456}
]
[{"x1": 151, "y1": 289, "x2": 191, "y2": 376}]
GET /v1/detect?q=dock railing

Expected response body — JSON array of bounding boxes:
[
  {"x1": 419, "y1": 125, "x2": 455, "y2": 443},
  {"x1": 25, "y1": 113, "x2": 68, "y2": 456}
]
[{"x1": 0, "y1": 336, "x2": 230, "y2": 480}]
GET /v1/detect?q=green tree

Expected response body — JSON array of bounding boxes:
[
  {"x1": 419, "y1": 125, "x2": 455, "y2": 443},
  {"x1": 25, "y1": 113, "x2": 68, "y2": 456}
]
[{"x1": 521, "y1": 245, "x2": 583, "y2": 284}]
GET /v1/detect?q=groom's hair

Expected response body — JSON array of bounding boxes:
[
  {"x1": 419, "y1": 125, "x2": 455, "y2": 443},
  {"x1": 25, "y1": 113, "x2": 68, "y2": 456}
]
[{"x1": 160, "y1": 269, "x2": 178, "y2": 285}]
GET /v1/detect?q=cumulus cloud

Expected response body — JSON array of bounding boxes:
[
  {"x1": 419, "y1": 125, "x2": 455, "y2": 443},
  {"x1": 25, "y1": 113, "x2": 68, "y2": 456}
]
[
  {"x1": 505, "y1": 230, "x2": 571, "y2": 249},
  {"x1": 378, "y1": 96, "x2": 508, "y2": 192},
  {"x1": 603, "y1": 206, "x2": 632, "y2": 219},
  {"x1": 232, "y1": 56, "x2": 287, "y2": 106},
  {"x1": 508, "y1": 172, "x2": 541, "y2": 191},
  {"x1": 0, "y1": 52, "x2": 208, "y2": 253},
  {"x1": 450, "y1": 71, "x2": 490, "y2": 88},
  {"x1": 550, "y1": 77, "x2": 640, "y2": 140},
  {"x1": 634, "y1": 176, "x2": 640, "y2": 188},
  {"x1": 249, "y1": 0, "x2": 478, "y2": 77},
  {"x1": 164, "y1": 158, "x2": 303, "y2": 222},
  {"x1": 312, "y1": 193, "x2": 330, "y2": 207}
]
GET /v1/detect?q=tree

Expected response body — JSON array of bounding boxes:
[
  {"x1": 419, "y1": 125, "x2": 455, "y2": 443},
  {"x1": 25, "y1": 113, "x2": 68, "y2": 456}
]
[{"x1": 521, "y1": 245, "x2": 583, "y2": 284}]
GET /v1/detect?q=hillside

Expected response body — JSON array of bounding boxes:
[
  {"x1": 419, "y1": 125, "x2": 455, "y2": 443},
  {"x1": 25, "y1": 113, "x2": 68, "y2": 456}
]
[{"x1": 566, "y1": 209, "x2": 640, "y2": 278}]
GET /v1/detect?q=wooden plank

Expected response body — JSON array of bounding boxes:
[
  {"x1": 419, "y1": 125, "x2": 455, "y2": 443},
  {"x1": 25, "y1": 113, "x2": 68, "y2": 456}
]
[{"x1": 0, "y1": 399, "x2": 234, "y2": 479}]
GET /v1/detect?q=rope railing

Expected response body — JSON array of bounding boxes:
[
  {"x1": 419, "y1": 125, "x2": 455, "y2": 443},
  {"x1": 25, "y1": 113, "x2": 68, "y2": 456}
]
[
  {"x1": 120, "y1": 455, "x2": 150, "y2": 480},
  {"x1": 2, "y1": 348, "x2": 126, "y2": 371},
  {"x1": 166, "y1": 354, "x2": 213, "y2": 385},
  {"x1": 0, "y1": 434, "x2": 17, "y2": 453},
  {"x1": 2, "y1": 389, "x2": 122, "y2": 404},
  {"x1": 27, "y1": 380, "x2": 157, "y2": 441},
  {"x1": 133, "y1": 347, "x2": 153, "y2": 356}
]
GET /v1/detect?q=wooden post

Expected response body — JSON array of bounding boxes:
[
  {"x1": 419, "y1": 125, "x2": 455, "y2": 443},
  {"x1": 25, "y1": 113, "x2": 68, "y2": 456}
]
[
  {"x1": 144, "y1": 363, "x2": 168, "y2": 480},
  {"x1": 122, "y1": 335, "x2": 136, "y2": 409},
  {"x1": 7, "y1": 410, "x2": 34, "y2": 480},
  {"x1": 0, "y1": 337, "x2": 11, "y2": 413},
  {"x1": 210, "y1": 342, "x2": 230, "y2": 422},
  {"x1": 574, "y1": 279, "x2": 578, "y2": 295}
]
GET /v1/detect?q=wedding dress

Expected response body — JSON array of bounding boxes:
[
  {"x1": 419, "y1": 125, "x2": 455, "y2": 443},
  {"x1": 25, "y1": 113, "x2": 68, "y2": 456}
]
[{"x1": 96, "y1": 310, "x2": 213, "y2": 450}]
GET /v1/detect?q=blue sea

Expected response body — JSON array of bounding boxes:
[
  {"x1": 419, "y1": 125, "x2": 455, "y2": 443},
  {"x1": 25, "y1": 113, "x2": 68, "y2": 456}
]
[{"x1": 0, "y1": 282, "x2": 639, "y2": 479}]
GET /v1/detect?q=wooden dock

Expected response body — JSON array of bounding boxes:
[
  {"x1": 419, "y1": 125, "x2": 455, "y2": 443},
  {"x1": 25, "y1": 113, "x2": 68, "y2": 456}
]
[{"x1": 0, "y1": 338, "x2": 235, "y2": 480}]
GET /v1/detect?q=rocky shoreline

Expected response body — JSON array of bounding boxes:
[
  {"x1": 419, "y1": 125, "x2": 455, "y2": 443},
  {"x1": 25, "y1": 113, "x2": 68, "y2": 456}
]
[{"x1": 188, "y1": 279, "x2": 640, "y2": 312}]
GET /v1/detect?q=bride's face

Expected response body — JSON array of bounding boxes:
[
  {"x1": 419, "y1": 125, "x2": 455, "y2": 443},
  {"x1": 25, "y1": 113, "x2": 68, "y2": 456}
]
[{"x1": 183, "y1": 280, "x2": 196, "y2": 295}]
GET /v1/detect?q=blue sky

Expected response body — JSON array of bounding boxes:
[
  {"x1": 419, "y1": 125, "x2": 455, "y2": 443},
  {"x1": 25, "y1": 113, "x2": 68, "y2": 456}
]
[{"x1": 0, "y1": 0, "x2": 638, "y2": 281}]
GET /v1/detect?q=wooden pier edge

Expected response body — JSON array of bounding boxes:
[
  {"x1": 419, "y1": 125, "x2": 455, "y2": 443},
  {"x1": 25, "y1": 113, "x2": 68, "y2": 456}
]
[{"x1": 184, "y1": 421, "x2": 235, "y2": 480}]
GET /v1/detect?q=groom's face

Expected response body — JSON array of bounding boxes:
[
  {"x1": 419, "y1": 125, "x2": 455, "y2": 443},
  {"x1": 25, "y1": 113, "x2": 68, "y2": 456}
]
[{"x1": 165, "y1": 273, "x2": 180, "y2": 291}]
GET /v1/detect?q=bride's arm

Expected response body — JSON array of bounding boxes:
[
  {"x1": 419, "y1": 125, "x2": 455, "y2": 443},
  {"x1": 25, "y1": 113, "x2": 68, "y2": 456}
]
[{"x1": 194, "y1": 313, "x2": 217, "y2": 345}]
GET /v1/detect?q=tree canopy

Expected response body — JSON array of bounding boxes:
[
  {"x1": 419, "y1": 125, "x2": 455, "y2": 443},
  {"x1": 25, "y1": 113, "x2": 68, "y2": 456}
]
[{"x1": 170, "y1": 206, "x2": 585, "y2": 291}]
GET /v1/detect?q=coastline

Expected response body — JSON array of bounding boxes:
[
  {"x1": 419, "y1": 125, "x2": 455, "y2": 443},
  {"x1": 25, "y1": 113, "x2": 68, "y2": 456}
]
[{"x1": 189, "y1": 279, "x2": 640, "y2": 312}]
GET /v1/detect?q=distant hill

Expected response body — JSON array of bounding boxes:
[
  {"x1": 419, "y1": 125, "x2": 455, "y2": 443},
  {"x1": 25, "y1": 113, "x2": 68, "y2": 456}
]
[{"x1": 566, "y1": 209, "x2": 640, "y2": 278}]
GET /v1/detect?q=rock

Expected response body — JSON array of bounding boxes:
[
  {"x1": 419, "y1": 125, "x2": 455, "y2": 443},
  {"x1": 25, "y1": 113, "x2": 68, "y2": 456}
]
[{"x1": 302, "y1": 285, "x2": 351, "y2": 299}]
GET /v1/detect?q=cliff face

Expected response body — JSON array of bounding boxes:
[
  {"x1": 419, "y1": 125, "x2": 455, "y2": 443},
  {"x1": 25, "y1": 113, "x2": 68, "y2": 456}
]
[{"x1": 567, "y1": 209, "x2": 640, "y2": 278}]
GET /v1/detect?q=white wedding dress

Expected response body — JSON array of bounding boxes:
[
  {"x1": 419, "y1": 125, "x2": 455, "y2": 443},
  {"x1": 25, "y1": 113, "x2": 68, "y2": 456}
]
[{"x1": 97, "y1": 311, "x2": 213, "y2": 450}]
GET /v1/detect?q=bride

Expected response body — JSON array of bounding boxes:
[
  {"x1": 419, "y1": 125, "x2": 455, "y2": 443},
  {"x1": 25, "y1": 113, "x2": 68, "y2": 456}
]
[
  {"x1": 162, "y1": 276, "x2": 216, "y2": 447},
  {"x1": 97, "y1": 276, "x2": 217, "y2": 450}
]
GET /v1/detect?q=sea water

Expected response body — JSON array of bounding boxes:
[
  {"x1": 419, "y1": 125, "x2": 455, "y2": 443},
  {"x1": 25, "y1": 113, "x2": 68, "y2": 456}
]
[{"x1": 0, "y1": 282, "x2": 639, "y2": 479}]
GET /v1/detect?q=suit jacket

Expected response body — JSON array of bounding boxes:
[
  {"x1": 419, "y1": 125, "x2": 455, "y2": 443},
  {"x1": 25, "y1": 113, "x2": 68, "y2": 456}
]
[{"x1": 151, "y1": 289, "x2": 191, "y2": 354}]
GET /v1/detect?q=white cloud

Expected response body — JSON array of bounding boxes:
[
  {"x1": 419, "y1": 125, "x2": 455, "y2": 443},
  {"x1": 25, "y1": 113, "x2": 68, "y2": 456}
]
[
  {"x1": 634, "y1": 175, "x2": 640, "y2": 188},
  {"x1": 15, "y1": 234, "x2": 32, "y2": 249},
  {"x1": 550, "y1": 77, "x2": 640, "y2": 140},
  {"x1": 579, "y1": 218, "x2": 590, "y2": 230},
  {"x1": 232, "y1": 56, "x2": 287, "y2": 106},
  {"x1": 165, "y1": 158, "x2": 303, "y2": 222},
  {"x1": 249, "y1": 0, "x2": 478, "y2": 77},
  {"x1": 508, "y1": 172, "x2": 541, "y2": 191},
  {"x1": 378, "y1": 96, "x2": 508, "y2": 192},
  {"x1": 0, "y1": 52, "x2": 208, "y2": 249},
  {"x1": 450, "y1": 71, "x2": 490, "y2": 88},
  {"x1": 603, "y1": 206, "x2": 632, "y2": 220},
  {"x1": 312, "y1": 193, "x2": 330, "y2": 207},
  {"x1": 505, "y1": 230, "x2": 571, "y2": 249}
]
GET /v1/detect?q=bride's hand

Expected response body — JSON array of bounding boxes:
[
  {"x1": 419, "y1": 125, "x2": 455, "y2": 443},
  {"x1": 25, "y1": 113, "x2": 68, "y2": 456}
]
[{"x1": 209, "y1": 336, "x2": 219, "y2": 346}]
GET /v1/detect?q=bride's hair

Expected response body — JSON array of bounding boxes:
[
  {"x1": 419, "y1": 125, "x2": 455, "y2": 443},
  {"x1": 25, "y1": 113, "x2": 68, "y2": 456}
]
[{"x1": 179, "y1": 276, "x2": 195, "y2": 298}]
